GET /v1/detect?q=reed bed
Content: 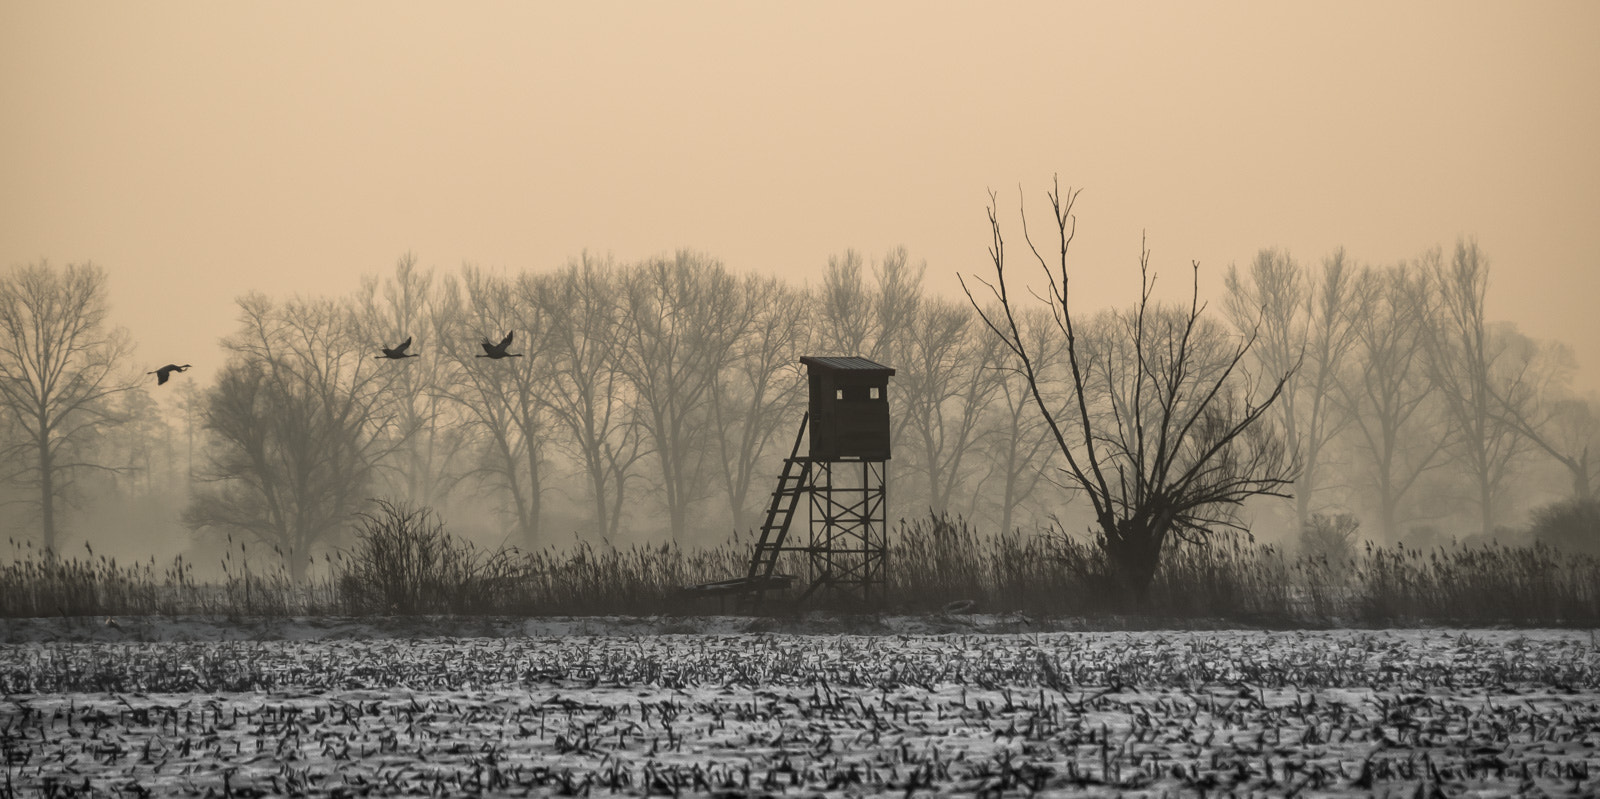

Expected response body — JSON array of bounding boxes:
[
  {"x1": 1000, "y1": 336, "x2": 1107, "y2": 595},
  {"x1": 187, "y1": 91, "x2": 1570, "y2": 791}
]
[
  {"x1": 3, "y1": 512, "x2": 1598, "y2": 624},
  {"x1": 890, "y1": 515, "x2": 1302, "y2": 618},
  {"x1": 889, "y1": 513, "x2": 1600, "y2": 624}
]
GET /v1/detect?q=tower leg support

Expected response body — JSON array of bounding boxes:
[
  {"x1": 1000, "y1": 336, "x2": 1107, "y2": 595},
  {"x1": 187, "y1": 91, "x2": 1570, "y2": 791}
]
[{"x1": 803, "y1": 459, "x2": 888, "y2": 609}]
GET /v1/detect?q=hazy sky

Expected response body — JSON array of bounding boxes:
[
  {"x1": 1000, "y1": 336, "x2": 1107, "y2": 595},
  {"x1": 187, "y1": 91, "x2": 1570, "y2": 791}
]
[{"x1": 4, "y1": 2, "x2": 1598, "y2": 388}]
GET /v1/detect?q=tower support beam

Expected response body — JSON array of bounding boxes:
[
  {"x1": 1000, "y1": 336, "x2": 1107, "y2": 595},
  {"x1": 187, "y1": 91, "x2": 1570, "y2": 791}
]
[{"x1": 796, "y1": 458, "x2": 888, "y2": 607}]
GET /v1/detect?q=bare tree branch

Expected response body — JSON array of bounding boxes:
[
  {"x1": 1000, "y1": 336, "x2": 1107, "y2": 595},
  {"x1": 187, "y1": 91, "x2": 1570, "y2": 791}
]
[
  {"x1": 960, "y1": 180, "x2": 1298, "y2": 602},
  {"x1": 0, "y1": 261, "x2": 137, "y2": 553}
]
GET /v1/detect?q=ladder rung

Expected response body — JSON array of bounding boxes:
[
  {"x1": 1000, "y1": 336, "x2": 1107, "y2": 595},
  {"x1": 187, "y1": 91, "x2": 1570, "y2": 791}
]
[{"x1": 743, "y1": 413, "x2": 811, "y2": 601}]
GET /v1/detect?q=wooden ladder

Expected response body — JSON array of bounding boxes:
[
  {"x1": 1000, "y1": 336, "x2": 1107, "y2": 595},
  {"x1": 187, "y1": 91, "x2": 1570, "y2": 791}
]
[{"x1": 743, "y1": 413, "x2": 811, "y2": 594}]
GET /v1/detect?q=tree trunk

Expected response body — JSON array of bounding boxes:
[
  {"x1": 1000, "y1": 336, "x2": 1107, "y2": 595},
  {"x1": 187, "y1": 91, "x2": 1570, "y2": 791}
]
[
  {"x1": 1294, "y1": 486, "x2": 1312, "y2": 537},
  {"x1": 999, "y1": 473, "x2": 1016, "y2": 540},
  {"x1": 669, "y1": 495, "x2": 688, "y2": 545},
  {"x1": 1295, "y1": 437, "x2": 1325, "y2": 534},
  {"x1": 608, "y1": 460, "x2": 629, "y2": 539},
  {"x1": 1571, "y1": 456, "x2": 1593, "y2": 503},
  {"x1": 588, "y1": 452, "x2": 610, "y2": 539},
  {"x1": 924, "y1": 428, "x2": 945, "y2": 516},
  {"x1": 1479, "y1": 472, "x2": 1494, "y2": 539},
  {"x1": 1377, "y1": 489, "x2": 1400, "y2": 547},
  {"x1": 525, "y1": 443, "x2": 542, "y2": 548},
  {"x1": 38, "y1": 432, "x2": 56, "y2": 557},
  {"x1": 1101, "y1": 520, "x2": 1164, "y2": 605}
]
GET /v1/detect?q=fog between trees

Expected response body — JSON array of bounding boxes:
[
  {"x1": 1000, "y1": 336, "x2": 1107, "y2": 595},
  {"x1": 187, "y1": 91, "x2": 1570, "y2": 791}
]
[{"x1": 1, "y1": 241, "x2": 1594, "y2": 576}]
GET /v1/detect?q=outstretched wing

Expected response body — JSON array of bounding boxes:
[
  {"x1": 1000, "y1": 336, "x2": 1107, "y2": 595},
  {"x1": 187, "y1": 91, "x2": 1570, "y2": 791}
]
[
  {"x1": 480, "y1": 338, "x2": 496, "y2": 355},
  {"x1": 396, "y1": 336, "x2": 412, "y2": 353},
  {"x1": 155, "y1": 369, "x2": 170, "y2": 385},
  {"x1": 498, "y1": 331, "x2": 515, "y2": 350}
]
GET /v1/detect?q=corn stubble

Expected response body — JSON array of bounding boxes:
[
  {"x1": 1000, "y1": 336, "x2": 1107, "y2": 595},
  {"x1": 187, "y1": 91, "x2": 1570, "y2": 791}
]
[{"x1": 1, "y1": 631, "x2": 1597, "y2": 796}]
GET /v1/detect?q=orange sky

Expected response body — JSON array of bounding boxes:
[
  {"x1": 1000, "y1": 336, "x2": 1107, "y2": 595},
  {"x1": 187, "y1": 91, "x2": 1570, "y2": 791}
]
[{"x1": 3, "y1": 1, "x2": 1598, "y2": 389}]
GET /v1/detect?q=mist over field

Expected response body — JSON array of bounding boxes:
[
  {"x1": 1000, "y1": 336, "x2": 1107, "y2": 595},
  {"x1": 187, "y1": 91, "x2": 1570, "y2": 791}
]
[
  {"x1": 2, "y1": 237, "x2": 1597, "y2": 587},
  {"x1": 2, "y1": 1, "x2": 1597, "y2": 599}
]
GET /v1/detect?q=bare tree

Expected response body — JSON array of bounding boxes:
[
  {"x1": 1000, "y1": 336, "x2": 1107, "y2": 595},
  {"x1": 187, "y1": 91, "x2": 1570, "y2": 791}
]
[
  {"x1": 872, "y1": 247, "x2": 925, "y2": 369},
  {"x1": 814, "y1": 247, "x2": 926, "y2": 458},
  {"x1": 899, "y1": 296, "x2": 1006, "y2": 515},
  {"x1": 815, "y1": 248, "x2": 924, "y2": 361},
  {"x1": 817, "y1": 250, "x2": 874, "y2": 356},
  {"x1": 1423, "y1": 240, "x2": 1533, "y2": 537},
  {"x1": 619, "y1": 252, "x2": 746, "y2": 543},
  {"x1": 0, "y1": 261, "x2": 136, "y2": 554},
  {"x1": 1486, "y1": 329, "x2": 1594, "y2": 501},
  {"x1": 1223, "y1": 247, "x2": 1362, "y2": 530},
  {"x1": 354, "y1": 254, "x2": 471, "y2": 508},
  {"x1": 431, "y1": 267, "x2": 551, "y2": 545},
  {"x1": 1545, "y1": 397, "x2": 1600, "y2": 501},
  {"x1": 972, "y1": 306, "x2": 1063, "y2": 536},
  {"x1": 961, "y1": 181, "x2": 1296, "y2": 601},
  {"x1": 86, "y1": 385, "x2": 172, "y2": 498},
  {"x1": 708, "y1": 275, "x2": 810, "y2": 532},
  {"x1": 185, "y1": 293, "x2": 404, "y2": 580},
  {"x1": 1335, "y1": 262, "x2": 1447, "y2": 543},
  {"x1": 172, "y1": 379, "x2": 205, "y2": 496},
  {"x1": 533, "y1": 255, "x2": 649, "y2": 537}
]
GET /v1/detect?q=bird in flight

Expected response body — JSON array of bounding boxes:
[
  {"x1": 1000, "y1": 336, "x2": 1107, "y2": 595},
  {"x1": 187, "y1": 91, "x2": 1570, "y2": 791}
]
[
  {"x1": 477, "y1": 331, "x2": 523, "y2": 359},
  {"x1": 376, "y1": 336, "x2": 420, "y2": 360},
  {"x1": 147, "y1": 364, "x2": 192, "y2": 385}
]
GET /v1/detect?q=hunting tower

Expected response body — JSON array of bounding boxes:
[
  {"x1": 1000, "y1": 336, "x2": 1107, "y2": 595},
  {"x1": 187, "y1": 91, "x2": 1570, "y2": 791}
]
[
  {"x1": 685, "y1": 356, "x2": 895, "y2": 610},
  {"x1": 804, "y1": 356, "x2": 894, "y2": 461}
]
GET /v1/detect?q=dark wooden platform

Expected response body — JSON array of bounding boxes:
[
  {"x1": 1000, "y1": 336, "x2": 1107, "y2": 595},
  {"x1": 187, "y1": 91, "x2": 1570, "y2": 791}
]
[{"x1": 677, "y1": 573, "x2": 797, "y2": 598}]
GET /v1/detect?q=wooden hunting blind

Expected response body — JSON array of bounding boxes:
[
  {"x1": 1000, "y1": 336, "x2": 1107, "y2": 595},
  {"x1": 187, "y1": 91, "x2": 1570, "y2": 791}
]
[
  {"x1": 680, "y1": 355, "x2": 895, "y2": 612},
  {"x1": 801, "y1": 355, "x2": 895, "y2": 461}
]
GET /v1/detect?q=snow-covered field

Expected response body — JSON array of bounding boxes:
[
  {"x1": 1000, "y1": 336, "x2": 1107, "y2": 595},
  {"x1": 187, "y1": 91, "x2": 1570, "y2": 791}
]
[{"x1": 2, "y1": 618, "x2": 1597, "y2": 797}]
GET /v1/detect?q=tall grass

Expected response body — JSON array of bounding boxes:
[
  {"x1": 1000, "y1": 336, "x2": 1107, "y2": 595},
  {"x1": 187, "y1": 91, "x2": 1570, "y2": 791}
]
[
  {"x1": 891, "y1": 514, "x2": 1299, "y2": 618},
  {"x1": 336, "y1": 499, "x2": 518, "y2": 615},
  {"x1": 3, "y1": 511, "x2": 1598, "y2": 624},
  {"x1": 0, "y1": 537, "x2": 338, "y2": 619},
  {"x1": 1355, "y1": 539, "x2": 1600, "y2": 623}
]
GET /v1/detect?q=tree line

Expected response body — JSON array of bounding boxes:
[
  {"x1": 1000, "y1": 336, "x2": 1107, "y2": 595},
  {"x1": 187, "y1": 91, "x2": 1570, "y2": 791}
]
[
  {"x1": 1, "y1": 234, "x2": 1593, "y2": 579},
  {"x1": 1222, "y1": 239, "x2": 1595, "y2": 546}
]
